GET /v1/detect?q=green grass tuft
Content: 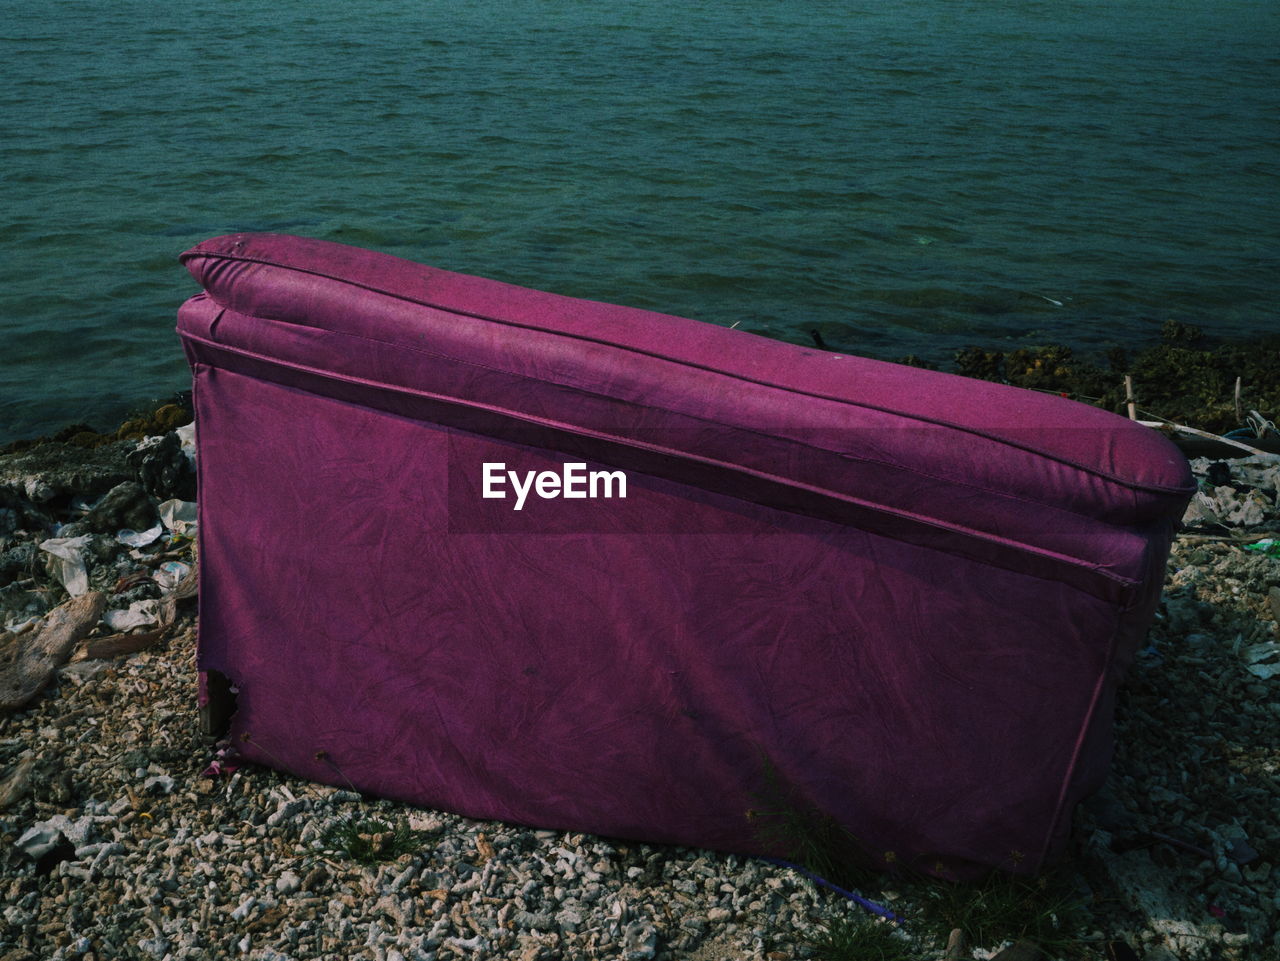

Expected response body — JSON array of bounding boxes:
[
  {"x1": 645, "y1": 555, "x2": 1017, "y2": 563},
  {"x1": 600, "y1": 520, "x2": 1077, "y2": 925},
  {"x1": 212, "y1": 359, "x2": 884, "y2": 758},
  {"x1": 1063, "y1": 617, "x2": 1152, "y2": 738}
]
[
  {"x1": 321, "y1": 815, "x2": 431, "y2": 864},
  {"x1": 806, "y1": 914, "x2": 916, "y2": 961}
]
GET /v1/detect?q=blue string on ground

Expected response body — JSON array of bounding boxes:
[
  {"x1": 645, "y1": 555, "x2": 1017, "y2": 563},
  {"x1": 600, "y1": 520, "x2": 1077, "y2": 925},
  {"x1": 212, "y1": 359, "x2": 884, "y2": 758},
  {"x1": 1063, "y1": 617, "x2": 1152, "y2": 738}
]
[{"x1": 763, "y1": 857, "x2": 905, "y2": 925}]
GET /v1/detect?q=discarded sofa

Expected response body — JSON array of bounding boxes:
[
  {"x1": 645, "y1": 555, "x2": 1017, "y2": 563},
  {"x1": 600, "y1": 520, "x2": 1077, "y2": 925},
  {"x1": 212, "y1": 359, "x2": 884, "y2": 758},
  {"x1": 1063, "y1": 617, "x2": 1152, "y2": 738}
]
[{"x1": 177, "y1": 234, "x2": 1194, "y2": 878}]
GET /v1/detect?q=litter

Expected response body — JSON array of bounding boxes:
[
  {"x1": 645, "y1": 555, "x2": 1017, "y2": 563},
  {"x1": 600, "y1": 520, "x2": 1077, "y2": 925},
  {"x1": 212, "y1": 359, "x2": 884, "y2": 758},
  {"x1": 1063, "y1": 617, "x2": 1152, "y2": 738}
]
[
  {"x1": 38, "y1": 535, "x2": 93, "y2": 596},
  {"x1": 117, "y1": 525, "x2": 164, "y2": 548},
  {"x1": 14, "y1": 813, "x2": 94, "y2": 860},
  {"x1": 1242, "y1": 639, "x2": 1280, "y2": 679},
  {"x1": 1243, "y1": 538, "x2": 1280, "y2": 558},
  {"x1": 176, "y1": 421, "x2": 196, "y2": 466},
  {"x1": 104, "y1": 600, "x2": 161, "y2": 633},
  {"x1": 154, "y1": 560, "x2": 191, "y2": 593},
  {"x1": 112, "y1": 571, "x2": 153, "y2": 594},
  {"x1": 158, "y1": 499, "x2": 197, "y2": 537}
]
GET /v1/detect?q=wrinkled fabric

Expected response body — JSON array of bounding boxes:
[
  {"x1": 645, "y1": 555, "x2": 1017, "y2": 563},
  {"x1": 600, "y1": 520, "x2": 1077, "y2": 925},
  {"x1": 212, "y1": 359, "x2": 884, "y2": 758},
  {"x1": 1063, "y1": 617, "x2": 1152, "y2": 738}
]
[{"x1": 177, "y1": 233, "x2": 1193, "y2": 878}]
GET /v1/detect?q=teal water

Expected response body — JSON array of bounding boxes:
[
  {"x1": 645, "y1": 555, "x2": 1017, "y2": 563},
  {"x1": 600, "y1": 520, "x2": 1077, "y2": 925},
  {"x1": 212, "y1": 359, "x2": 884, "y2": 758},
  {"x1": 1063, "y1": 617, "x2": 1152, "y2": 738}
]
[{"x1": 2, "y1": 0, "x2": 1277, "y2": 442}]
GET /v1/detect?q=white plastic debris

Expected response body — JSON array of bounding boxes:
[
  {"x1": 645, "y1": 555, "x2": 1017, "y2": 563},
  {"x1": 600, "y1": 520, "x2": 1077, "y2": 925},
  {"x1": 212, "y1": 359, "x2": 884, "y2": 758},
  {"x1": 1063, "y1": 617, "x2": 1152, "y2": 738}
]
[
  {"x1": 104, "y1": 599, "x2": 161, "y2": 633},
  {"x1": 38, "y1": 535, "x2": 93, "y2": 596},
  {"x1": 176, "y1": 421, "x2": 196, "y2": 466},
  {"x1": 1181, "y1": 492, "x2": 1223, "y2": 527},
  {"x1": 153, "y1": 560, "x2": 191, "y2": 593},
  {"x1": 158, "y1": 499, "x2": 197, "y2": 535},
  {"x1": 59, "y1": 660, "x2": 110, "y2": 683},
  {"x1": 117, "y1": 524, "x2": 164, "y2": 548},
  {"x1": 1243, "y1": 641, "x2": 1280, "y2": 665}
]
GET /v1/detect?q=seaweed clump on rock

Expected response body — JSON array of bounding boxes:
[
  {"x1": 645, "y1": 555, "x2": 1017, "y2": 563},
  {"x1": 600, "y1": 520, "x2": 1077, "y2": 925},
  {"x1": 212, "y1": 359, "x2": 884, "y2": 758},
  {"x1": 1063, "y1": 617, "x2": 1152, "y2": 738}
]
[
  {"x1": 953, "y1": 321, "x2": 1280, "y2": 432},
  {"x1": 0, "y1": 395, "x2": 192, "y2": 456}
]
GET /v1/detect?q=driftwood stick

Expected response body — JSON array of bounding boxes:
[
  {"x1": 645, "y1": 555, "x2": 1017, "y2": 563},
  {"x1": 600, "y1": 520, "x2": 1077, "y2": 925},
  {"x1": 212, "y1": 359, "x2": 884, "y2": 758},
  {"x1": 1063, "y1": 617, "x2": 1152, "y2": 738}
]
[
  {"x1": 0, "y1": 592, "x2": 107, "y2": 712},
  {"x1": 1138, "y1": 412, "x2": 1277, "y2": 458},
  {"x1": 76, "y1": 627, "x2": 166, "y2": 661},
  {"x1": 1177, "y1": 531, "x2": 1280, "y2": 546},
  {"x1": 0, "y1": 756, "x2": 36, "y2": 810}
]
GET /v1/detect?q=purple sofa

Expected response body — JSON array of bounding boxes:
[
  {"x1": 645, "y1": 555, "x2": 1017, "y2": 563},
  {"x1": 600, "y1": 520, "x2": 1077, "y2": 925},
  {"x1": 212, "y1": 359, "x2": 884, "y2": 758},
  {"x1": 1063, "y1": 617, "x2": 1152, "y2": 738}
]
[{"x1": 178, "y1": 233, "x2": 1192, "y2": 878}]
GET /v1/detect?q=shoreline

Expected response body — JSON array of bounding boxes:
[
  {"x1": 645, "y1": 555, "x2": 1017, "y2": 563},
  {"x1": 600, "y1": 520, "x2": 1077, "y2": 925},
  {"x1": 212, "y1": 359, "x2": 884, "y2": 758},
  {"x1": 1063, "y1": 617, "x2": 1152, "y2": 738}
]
[
  {"x1": 901, "y1": 321, "x2": 1280, "y2": 439},
  {"x1": 5, "y1": 322, "x2": 1279, "y2": 455}
]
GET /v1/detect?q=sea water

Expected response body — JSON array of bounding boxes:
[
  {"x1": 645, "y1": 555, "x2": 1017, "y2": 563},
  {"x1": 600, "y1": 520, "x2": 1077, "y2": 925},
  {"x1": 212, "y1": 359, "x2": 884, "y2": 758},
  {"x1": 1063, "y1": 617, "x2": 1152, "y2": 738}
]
[{"x1": 1, "y1": 0, "x2": 1277, "y2": 442}]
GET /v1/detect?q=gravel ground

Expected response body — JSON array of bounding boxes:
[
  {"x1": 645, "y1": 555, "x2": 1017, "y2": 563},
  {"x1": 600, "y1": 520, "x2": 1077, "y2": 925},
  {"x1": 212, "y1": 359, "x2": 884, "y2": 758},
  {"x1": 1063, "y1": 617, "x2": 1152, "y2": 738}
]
[{"x1": 1, "y1": 433, "x2": 1277, "y2": 961}]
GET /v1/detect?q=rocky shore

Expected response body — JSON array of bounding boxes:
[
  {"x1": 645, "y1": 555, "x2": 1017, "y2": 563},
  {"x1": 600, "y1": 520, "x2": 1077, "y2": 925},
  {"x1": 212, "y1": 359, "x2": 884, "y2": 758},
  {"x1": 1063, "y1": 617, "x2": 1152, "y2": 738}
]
[{"x1": 1, "y1": 391, "x2": 1278, "y2": 960}]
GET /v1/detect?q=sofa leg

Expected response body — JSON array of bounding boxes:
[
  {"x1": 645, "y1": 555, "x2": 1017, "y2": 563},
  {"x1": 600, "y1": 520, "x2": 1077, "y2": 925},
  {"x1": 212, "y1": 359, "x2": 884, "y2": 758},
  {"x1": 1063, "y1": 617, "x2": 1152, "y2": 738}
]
[{"x1": 199, "y1": 669, "x2": 236, "y2": 738}]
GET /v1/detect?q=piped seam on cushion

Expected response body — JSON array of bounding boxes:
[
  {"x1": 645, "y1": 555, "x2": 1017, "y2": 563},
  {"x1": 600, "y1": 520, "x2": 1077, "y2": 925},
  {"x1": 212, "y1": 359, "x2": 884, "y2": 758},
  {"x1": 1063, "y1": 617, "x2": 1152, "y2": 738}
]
[
  {"x1": 181, "y1": 303, "x2": 1186, "y2": 528},
  {"x1": 179, "y1": 327, "x2": 1144, "y2": 597},
  {"x1": 180, "y1": 246, "x2": 1194, "y2": 499}
]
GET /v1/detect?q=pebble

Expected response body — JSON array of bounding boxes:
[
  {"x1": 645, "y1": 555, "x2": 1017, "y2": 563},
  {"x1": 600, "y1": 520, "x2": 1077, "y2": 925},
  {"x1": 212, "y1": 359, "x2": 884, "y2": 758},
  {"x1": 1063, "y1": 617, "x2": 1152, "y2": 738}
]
[
  {"x1": 267, "y1": 798, "x2": 308, "y2": 826},
  {"x1": 276, "y1": 870, "x2": 302, "y2": 895}
]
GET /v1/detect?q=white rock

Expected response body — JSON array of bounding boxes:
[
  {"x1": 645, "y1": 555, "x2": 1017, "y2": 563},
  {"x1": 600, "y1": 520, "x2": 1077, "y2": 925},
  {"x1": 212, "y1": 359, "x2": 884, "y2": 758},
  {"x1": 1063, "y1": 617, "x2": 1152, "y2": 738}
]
[
  {"x1": 47, "y1": 813, "x2": 94, "y2": 846},
  {"x1": 622, "y1": 921, "x2": 657, "y2": 960},
  {"x1": 137, "y1": 937, "x2": 169, "y2": 958},
  {"x1": 90, "y1": 843, "x2": 125, "y2": 874},
  {"x1": 74, "y1": 841, "x2": 108, "y2": 859},
  {"x1": 143, "y1": 774, "x2": 175, "y2": 795},
  {"x1": 276, "y1": 870, "x2": 301, "y2": 895},
  {"x1": 407, "y1": 813, "x2": 443, "y2": 833},
  {"x1": 15, "y1": 823, "x2": 63, "y2": 860},
  {"x1": 555, "y1": 907, "x2": 583, "y2": 931},
  {"x1": 267, "y1": 799, "x2": 307, "y2": 826}
]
